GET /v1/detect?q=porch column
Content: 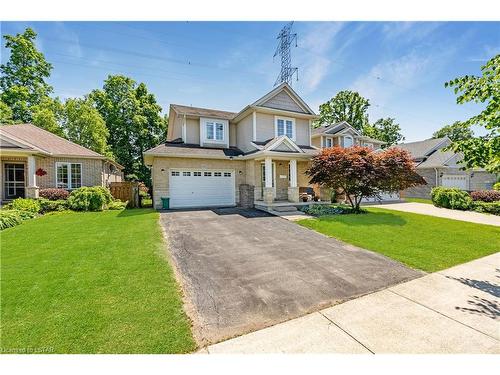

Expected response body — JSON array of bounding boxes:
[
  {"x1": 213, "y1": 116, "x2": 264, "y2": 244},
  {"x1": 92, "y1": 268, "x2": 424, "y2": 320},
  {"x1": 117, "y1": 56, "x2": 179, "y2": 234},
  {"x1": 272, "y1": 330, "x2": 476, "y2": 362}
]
[
  {"x1": 26, "y1": 155, "x2": 39, "y2": 198},
  {"x1": 288, "y1": 159, "x2": 299, "y2": 203},
  {"x1": 263, "y1": 157, "x2": 274, "y2": 204}
]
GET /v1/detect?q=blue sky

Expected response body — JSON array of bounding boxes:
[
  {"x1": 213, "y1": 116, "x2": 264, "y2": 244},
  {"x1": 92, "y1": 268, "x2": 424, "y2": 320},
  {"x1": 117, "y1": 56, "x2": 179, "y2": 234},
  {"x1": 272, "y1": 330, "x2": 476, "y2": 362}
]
[{"x1": 1, "y1": 21, "x2": 499, "y2": 141}]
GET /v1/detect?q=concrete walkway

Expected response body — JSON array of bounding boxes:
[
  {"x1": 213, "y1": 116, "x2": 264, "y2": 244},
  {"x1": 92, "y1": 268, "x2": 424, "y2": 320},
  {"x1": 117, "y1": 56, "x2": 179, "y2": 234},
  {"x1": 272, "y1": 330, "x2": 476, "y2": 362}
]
[
  {"x1": 206, "y1": 252, "x2": 500, "y2": 354},
  {"x1": 372, "y1": 202, "x2": 500, "y2": 226}
]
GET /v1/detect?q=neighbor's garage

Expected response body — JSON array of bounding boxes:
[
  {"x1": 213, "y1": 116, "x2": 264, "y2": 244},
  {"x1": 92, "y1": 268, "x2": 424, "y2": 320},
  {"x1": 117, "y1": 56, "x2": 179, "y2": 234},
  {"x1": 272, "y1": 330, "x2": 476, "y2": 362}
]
[
  {"x1": 169, "y1": 169, "x2": 235, "y2": 208},
  {"x1": 441, "y1": 174, "x2": 468, "y2": 190}
]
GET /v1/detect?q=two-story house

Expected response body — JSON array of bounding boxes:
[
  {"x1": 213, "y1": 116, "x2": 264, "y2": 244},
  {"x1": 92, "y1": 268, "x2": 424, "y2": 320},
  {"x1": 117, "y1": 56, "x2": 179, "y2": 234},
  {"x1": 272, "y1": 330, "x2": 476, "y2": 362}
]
[
  {"x1": 311, "y1": 121, "x2": 384, "y2": 149},
  {"x1": 143, "y1": 83, "x2": 382, "y2": 209}
]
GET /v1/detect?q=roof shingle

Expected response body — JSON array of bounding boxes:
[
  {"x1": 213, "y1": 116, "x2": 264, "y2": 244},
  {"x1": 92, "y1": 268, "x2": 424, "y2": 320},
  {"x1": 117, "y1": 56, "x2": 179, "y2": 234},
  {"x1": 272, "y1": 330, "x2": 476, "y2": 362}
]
[
  {"x1": 171, "y1": 104, "x2": 237, "y2": 120},
  {"x1": 0, "y1": 124, "x2": 103, "y2": 157}
]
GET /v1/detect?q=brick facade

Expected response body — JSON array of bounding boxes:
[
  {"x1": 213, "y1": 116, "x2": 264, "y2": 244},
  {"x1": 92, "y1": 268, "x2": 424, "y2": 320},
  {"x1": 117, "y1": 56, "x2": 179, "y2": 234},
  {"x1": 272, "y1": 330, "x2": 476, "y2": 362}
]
[{"x1": 0, "y1": 155, "x2": 122, "y2": 201}]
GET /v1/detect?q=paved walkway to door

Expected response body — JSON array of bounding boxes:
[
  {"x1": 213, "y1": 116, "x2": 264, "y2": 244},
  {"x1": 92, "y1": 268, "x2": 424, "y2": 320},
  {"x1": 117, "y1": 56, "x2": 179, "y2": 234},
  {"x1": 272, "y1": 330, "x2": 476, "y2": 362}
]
[
  {"x1": 206, "y1": 252, "x2": 500, "y2": 354},
  {"x1": 372, "y1": 202, "x2": 500, "y2": 226}
]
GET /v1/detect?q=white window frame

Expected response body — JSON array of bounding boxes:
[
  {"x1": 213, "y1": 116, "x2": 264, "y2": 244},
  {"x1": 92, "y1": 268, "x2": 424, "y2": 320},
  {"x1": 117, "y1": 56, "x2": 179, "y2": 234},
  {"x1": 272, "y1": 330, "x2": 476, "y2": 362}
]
[
  {"x1": 55, "y1": 162, "x2": 82, "y2": 190},
  {"x1": 200, "y1": 117, "x2": 228, "y2": 146},
  {"x1": 343, "y1": 135, "x2": 353, "y2": 148},
  {"x1": 274, "y1": 116, "x2": 296, "y2": 141},
  {"x1": 325, "y1": 137, "x2": 333, "y2": 148}
]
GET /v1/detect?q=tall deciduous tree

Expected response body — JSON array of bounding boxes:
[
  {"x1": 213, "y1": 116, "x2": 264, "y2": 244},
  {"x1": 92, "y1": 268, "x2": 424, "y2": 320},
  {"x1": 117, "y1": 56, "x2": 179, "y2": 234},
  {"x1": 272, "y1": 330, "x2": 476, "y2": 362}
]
[
  {"x1": 445, "y1": 54, "x2": 500, "y2": 172},
  {"x1": 0, "y1": 28, "x2": 53, "y2": 123},
  {"x1": 317, "y1": 90, "x2": 370, "y2": 131},
  {"x1": 432, "y1": 121, "x2": 474, "y2": 142},
  {"x1": 307, "y1": 146, "x2": 424, "y2": 212},
  {"x1": 31, "y1": 97, "x2": 64, "y2": 136},
  {"x1": 63, "y1": 98, "x2": 110, "y2": 156},
  {"x1": 0, "y1": 100, "x2": 14, "y2": 124},
  {"x1": 91, "y1": 75, "x2": 166, "y2": 184},
  {"x1": 363, "y1": 117, "x2": 405, "y2": 148}
]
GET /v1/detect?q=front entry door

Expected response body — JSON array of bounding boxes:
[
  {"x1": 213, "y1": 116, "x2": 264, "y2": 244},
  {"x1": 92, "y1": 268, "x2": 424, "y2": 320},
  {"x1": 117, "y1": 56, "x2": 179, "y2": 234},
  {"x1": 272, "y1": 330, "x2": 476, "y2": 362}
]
[
  {"x1": 4, "y1": 163, "x2": 25, "y2": 200},
  {"x1": 260, "y1": 162, "x2": 276, "y2": 199}
]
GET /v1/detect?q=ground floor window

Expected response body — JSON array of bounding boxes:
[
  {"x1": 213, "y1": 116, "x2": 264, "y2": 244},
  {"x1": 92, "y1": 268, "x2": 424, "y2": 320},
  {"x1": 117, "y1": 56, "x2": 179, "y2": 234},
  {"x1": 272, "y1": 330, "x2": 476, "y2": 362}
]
[{"x1": 56, "y1": 162, "x2": 82, "y2": 189}]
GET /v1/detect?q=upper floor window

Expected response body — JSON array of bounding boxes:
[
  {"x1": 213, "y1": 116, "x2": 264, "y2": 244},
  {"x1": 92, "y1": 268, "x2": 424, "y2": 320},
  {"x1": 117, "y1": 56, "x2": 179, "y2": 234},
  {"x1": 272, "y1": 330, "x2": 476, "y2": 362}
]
[
  {"x1": 275, "y1": 116, "x2": 295, "y2": 140},
  {"x1": 206, "y1": 121, "x2": 224, "y2": 141},
  {"x1": 343, "y1": 135, "x2": 353, "y2": 148},
  {"x1": 201, "y1": 117, "x2": 228, "y2": 145}
]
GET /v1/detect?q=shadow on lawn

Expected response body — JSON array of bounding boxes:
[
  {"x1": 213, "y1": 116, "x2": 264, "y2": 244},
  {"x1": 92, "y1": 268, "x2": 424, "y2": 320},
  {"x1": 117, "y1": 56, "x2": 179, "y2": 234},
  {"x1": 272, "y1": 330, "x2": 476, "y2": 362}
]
[
  {"x1": 316, "y1": 211, "x2": 408, "y2": 226},
  {"x1": 116, "y1": 208, "x2": 155, "y2": 218}
]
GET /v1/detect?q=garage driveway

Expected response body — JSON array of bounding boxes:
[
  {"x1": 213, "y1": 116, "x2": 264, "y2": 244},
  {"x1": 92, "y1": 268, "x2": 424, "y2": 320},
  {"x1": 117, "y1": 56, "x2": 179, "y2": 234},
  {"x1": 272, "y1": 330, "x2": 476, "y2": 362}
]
[{"x1": 160, "y1": 208, "x2": 422, "y2": 345}]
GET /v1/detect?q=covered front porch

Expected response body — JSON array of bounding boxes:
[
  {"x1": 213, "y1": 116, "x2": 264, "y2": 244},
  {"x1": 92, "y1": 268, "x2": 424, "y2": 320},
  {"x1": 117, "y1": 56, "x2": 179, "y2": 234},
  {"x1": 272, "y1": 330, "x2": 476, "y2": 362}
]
[{"x1": 249, "y1": 155, "x2": 328, "y2": 208}]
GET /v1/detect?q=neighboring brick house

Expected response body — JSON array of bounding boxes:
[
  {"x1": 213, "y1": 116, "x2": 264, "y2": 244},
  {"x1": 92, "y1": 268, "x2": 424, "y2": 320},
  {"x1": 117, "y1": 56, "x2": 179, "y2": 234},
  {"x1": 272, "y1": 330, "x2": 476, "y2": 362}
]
[
  {"x1": 398, "y1": 137, "x2": 497, "y2": 199},
  {"x1": 143, "y1": 83, "x2": 385, "y2": 210},
  {"x1": 0, "y1": 124, "x2": 123, "y2": 202}
]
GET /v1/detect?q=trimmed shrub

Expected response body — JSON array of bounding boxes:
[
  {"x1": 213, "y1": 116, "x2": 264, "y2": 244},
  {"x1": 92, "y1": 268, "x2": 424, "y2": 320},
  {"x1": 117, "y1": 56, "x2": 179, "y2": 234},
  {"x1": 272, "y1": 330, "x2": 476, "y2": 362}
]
[
  {"x1": 493, "y1": 182, "x2": 500, "y2": 191},
  {"x1": 0, "y1": 210, "x2": 23, "y2": 230},
  {"x1": 38, "y1": 199, "x2": 68, "y2": 213},
  {"x1": 67, "y1": 186, "x2": 114, "y2": 211},
  {"x1": 471, "y1": 201, "x2": 500, "y2": 216},
  {"x1": 8, "y1": 198, "x2": 41, "y2": 213},
  {"x1": 0, "y1": 209, "x2": 37, "y2": 230},
  {"x1": 301, "y1": 204, "x2": 359, "y2": 216},
  {"x1": 470, "y1": 190, "x2": 500, "y2": 202},
  {"x1": 39, "y1": 188, "x2": 70, "y2": 200},
  {"x1": 108, "y1": 199, "x2": 127, "y2": 210},
  {"x1": 431, "y1": 187, "x2": 472, "y2": 210}
]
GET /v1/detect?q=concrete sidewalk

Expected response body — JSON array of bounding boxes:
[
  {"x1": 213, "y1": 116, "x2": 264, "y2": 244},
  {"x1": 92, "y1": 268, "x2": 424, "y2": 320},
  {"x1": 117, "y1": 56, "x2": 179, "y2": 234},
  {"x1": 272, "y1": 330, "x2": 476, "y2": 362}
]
[
  {"x1": 205, "y1": 252, "x2": 500, "y2": 354},
  {"x1": 371, "y1": 202, "x2": 500, "y2": 226}
]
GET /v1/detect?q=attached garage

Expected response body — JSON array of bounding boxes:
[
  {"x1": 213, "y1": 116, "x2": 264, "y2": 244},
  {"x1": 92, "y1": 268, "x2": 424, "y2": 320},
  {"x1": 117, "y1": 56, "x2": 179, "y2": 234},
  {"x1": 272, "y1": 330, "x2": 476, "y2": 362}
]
[
  {"x1": 442, "y1": 174, "x2": 468, "y2": 190},
  {"x1": 169, "y1": 169, "x2": 235, "y2": 208}
]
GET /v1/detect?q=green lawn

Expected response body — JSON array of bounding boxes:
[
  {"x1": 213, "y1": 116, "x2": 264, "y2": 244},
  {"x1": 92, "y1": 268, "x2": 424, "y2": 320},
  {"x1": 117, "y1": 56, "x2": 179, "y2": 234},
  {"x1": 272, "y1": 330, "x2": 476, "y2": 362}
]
[
  {"x1": 404, "y1": 197, "x2": 433, "y2": 204},
  {"x1": 298, "y1": 208, "x2": 499, "y2": 272},
  {"x1": 1, "y1": 209, "x2": 195, "y2": 354}
]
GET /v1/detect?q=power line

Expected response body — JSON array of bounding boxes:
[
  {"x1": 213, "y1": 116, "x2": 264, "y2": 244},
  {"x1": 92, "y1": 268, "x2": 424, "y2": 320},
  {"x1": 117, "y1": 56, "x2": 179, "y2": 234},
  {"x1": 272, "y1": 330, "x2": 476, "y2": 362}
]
[{"x1": 38, "y1": 35, "x2": 270, "y2": 78}]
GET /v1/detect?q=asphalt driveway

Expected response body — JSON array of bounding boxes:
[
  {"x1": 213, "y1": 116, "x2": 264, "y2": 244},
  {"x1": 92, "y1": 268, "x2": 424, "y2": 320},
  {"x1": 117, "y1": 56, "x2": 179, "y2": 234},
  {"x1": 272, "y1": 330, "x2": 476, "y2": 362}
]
[{"x1": 160, "y1": 208, "x2": 421, "y2": 345}]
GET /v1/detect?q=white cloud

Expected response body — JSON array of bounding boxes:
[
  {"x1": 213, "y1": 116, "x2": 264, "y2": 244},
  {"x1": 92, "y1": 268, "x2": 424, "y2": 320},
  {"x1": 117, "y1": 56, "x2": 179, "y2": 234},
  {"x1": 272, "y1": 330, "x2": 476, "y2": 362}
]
[
  {"x1": 295, "y1": 22, "x2": 344, "y2": 92},
  {"x1": 351, "y1": 52, "x2": 430, "y2": 106},
  {"x1": 468, "y1": 44, "x2": 500, "y2": 62},
  {"x1": 381, "y1": 22, "x2": 441, "y2": 44},
  {"x1": 54, "y1": 22, "x2": 82, "y2": 58}
]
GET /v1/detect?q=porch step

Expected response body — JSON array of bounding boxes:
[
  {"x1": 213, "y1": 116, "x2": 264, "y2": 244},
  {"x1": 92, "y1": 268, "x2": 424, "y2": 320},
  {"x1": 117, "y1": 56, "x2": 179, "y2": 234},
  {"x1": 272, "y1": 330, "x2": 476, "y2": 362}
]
[{"x1": 272, "y1": 205, "x2": 298, "y2": 212}]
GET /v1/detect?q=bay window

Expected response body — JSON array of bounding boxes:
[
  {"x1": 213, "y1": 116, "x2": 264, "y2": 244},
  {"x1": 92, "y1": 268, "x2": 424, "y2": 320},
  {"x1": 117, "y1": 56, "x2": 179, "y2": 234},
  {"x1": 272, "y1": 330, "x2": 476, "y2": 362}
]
[{"x1": 56, "y1": 162, "x2": 82, "y2": 189}]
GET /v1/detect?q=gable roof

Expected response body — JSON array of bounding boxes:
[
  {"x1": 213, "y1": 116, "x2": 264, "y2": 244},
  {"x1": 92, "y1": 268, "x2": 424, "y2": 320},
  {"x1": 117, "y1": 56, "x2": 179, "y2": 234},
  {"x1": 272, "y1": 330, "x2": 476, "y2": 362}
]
[
  {"x1": 170, "y1": 104, "x2": 237, "y2": 120},
  {"x1": 0, "y1": 124, "x2": 103, "y2": 158},
  {"x1": 397, "y1": 137, "x2": 451, "y2": 160},
  {"x1": 251, "y1": 83, "x2": 315, "y2": 115},
  {"x1": 252, "y1": 135, "x2": 304, "y2": 153},
  {"x1": 312, "y1": 121, "x2": 362, "y2": 137}
]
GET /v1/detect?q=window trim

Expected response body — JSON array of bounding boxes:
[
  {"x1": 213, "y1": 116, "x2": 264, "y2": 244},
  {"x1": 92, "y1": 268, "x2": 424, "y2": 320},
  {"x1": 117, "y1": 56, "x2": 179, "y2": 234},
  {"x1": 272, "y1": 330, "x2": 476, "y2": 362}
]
[
  {"x1": 200, "y1": 117, "x2": 228, "y2": 146},
  {"x1": 325, "y1": 137, "x2": 333, "y2": 148},
  {"x1": 55, "y1": 162, "x2": 82, "y2": 190},
  {"x1": 274, "y1": 116, "x2": 296, "y2": 141},
  {"x1": 343, "y1": 135, "x2": 353, "y2": 148}
]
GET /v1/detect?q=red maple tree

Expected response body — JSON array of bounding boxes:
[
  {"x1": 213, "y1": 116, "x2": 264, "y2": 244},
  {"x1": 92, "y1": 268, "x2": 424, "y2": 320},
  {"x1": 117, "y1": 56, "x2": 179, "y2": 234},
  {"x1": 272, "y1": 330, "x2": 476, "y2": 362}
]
[{"x1": 307, "y1": 146, "x2": 425, "y2": 212}]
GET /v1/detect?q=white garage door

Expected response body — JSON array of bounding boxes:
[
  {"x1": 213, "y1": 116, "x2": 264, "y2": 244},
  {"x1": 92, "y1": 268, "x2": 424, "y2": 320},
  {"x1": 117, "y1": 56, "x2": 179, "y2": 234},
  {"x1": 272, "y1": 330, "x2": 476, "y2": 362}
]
[
  {"x1": 442, "y1": 175, "x2": 467, "y2": 190},
  {"x1": 169, "y1": 169, "x2": 235, "y2": 208}
]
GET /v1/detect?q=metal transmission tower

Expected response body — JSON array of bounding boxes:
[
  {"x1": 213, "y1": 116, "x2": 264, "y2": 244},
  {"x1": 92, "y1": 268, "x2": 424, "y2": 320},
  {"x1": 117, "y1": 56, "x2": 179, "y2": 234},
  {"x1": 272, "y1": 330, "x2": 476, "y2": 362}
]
[{"x1": 273, "y1": 21, "x2": 298, "y2": 86}]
